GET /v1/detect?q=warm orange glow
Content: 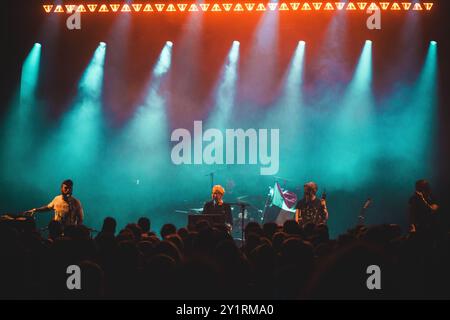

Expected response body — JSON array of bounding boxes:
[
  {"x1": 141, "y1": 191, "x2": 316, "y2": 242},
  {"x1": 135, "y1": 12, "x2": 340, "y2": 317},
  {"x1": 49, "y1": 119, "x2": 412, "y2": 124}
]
[
  {"x1": 110, "y1": 4, "x2": 120, "y2": 12},
  {"x1": 291, "y1": 3, "x2": 301, "y2": 10},
  {"x1": 143, "y1": 4, "x2": 153, "y2": 12},
  {"x1": 233, "y1": 3, "x2": 243, "y2": 11},
  {"x1": 279, "y1": 3, "x2": 290, "y2": 10},
  {"x1": 423, "y1": 3, "x2": 433, "y2": 10},
  {"x1": 211, "y1": 3, "x2": 221, "y2": 11},
  {"x1": 346, "y1": 2, "x2": 357, "y2": 10},
  {"x1": 301, "y1": 3, "x2": 312, "y2": 10},
  {"x1": 367, "y1": 2, "x2": 379, "y2": 10},
  {"x1": 223, "y1": 3, "x2": 233, "y2": 11},
  {"x1": 43, "y1": 5, "x2": 53, "y2": 13},
  {"x1": 132, "y1": 4, "x2": 142, "y2": 12},
  {"x1": 256, "y1": 3, "x2": 266, "y2": 11},
  {"x1": 357, "y1": 2, "x2": 368, "y2": 10},
  {"x1": 268, "y1": 3, "x2": 278, "y2": 10},
  {"x1": 335, "y1": 2, "x2": 345, "y2": 10},
  {"x1": 312, "y1": 2, "x2": 323, "y2": 10},
  {"x1": 380, "y1": 2, "x2": 390, "y2": 10},
  {"x1": 178, "y1": 4, "x2": 188, "y2": 11},
  {"x1": 65, "y1": 5, "x2": 76, "y2": 13},
  {"x1": 245, "y1": 3, "x2": 256, "y2": 11},
  {"x1": 41, "y1": 2, "x2": 435, "y2": 14},
  {"x1": 98, "y1": 4, "x2": 109, "y2": 12},
  {"x1": 54, "y1": 5, "x2": 64, "y2": 13},
  {"x1": 155, "y1": 4, "x2": 165, "y2": 12},
  {"x1": 200, "y1": 3, "x2": 210, "y2": 11},
  {"x1": 121, "y1": 4, "x2": 131, "y2": 12},
  {"x1": 88, "y1": 4, "x2": 98, "y2": 12},
  {"x1": 391, "y1": 3, "x2": 401, "y2": 10},
  {"x1": 413, "y1": 3, "x2": 423, "y2": 10},
  {"x1": 401, "y1": 2, "x2": 411, "y2": 10},
  {"x1": 76, "y1": 5, "x2": 87, "y2": 12},
  {"x1": 324, "y1": 2, "x2": 334, "y2": 10}
]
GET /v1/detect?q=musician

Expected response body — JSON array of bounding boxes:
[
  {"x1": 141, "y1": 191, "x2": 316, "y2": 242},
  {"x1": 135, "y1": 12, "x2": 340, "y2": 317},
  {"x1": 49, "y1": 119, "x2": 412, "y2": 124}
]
[
  {"x1": 202, "y1": 185, "x2": 233, "y2": 228},
  {"x1": 409, "y1": 179, "x2": 439, "y2": 233},
  {"x1": 26, "y1": 179, "x2": 84, "y2": 227},
  {"x1": 295, "y1": 182, "x2": 328, "y2": 226}
]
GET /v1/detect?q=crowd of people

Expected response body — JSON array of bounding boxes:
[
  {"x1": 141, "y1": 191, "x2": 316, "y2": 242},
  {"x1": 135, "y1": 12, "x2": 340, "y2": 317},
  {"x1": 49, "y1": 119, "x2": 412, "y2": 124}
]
[{"x1": 1, "y1": 213, "x2": 449, "y2": 299}]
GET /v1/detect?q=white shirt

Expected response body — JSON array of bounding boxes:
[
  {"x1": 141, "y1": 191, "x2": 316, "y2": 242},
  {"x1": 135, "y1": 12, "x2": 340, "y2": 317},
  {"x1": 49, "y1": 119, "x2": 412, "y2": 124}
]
[{"x1": 47, "y1": 195, "x2": 84, "y2": 226}]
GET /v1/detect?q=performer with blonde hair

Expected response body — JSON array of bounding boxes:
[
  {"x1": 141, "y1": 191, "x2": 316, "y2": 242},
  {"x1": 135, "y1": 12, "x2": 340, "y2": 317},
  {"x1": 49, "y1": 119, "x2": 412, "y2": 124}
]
[{"x1": 202, "y1": 184, "x2": 233, "y2": 229}]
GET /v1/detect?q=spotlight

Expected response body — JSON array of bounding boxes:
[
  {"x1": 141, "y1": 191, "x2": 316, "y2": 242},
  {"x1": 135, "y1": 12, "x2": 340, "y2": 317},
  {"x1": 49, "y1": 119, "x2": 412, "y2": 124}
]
[
  {"x1": 233, "y1": 40, "x2": 240, "y2": 45},
  {"x1": 35, "y1": 43, "x2": 42, "y2": 48},
  {"x1": 166, "y1": 41, "x2": 173, "y2": 47},
  {"x1": 299, "y1": 41, "x2": 306, "y2": 45},
  {"x1": 99, "y1": 42, "x2": 106, "y2": 47},
  {"x1": 430, "y1": 41, "x2": 437, "y2": 46},
  {"x1": 366, "y1": 40, "x2": 372, "y2": 44}
]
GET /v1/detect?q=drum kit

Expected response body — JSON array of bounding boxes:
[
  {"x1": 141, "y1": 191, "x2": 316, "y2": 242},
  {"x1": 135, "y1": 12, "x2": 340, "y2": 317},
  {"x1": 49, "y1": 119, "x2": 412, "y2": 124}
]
[{"x1": 176, "y1": 186, "x2": 283, "y2": 239}]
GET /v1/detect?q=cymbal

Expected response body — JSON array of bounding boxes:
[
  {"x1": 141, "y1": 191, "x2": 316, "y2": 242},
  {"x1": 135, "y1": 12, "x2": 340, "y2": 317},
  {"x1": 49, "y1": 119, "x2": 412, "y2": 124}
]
[{"x1": 236, "y1": 195, "x2": 264, "y2": 201}]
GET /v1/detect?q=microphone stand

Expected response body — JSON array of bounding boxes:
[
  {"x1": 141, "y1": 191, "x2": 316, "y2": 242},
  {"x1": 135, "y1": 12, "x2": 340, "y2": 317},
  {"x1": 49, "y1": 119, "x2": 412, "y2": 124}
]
[{"x1": 228, "y1": 201, "x2": 252, "y2": 246}]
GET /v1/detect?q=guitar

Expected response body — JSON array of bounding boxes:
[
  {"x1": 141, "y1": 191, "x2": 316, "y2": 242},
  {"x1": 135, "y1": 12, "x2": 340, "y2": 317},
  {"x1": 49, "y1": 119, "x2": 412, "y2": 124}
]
[{"x1": 357, "y1": 198, "x2": 372, "y2": 226}]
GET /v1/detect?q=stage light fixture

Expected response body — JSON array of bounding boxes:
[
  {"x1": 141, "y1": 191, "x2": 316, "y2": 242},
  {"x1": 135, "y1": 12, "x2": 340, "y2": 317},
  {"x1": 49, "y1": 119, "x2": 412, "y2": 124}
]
[
  {"x1": 335, "y1": 2, "x2": 346, "y2": 10},
  {"x1": 324, "y1": 2, "x2": 335, "y2": 10},
  {"x1": 268, "y1": 3, "x2": 278, "y2": 10},
  {"x1": 391, "y1": 3, "x2": 401, "y2": 10},
  {"x1": 223, "y1": 3, "x2": 233, "y2": 11},
  {"x1": 347, "y1": 3, "x2": 357, "y2": 10},
  {"x1": 380, "y1": 2, "x2": 390, "y2": 10},
  {"x1": 279, "y1": 3, "x2": 289, "y2": 10},
  {"x1": 402, "y1": 2, "x2": 412, "y2": 10},
  {"x1": 245, "y1": 3, "x2": 256, "y2": 11},
  {"x1": 357, "y1": 2, "x2": 368, "y2": 10},
  {"x1": 42, "y1": 2, "x2": 435, "y2": 14},
  {"x1": 301, "y1": 3, "x2": 312, "y2": 10},
  {"x1": 312, "y1": 2, "x2": 323, "y2": 10}
]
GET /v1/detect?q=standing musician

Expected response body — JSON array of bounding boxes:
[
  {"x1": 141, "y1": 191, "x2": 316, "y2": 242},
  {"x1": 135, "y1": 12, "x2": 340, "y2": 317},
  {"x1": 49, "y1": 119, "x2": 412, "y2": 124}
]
[
  {"x1": 295, "y1": 181, "x2": 329, "y2": 226},
  {"x1": 409, "y1": 179, "x2": 439, "y2": 233},
  {"x1": 202, "y1": 185, "x2": 233, "y2": 230},
  {"x1": 25, "y1": 179, "x2": 84, "y2": 227}
]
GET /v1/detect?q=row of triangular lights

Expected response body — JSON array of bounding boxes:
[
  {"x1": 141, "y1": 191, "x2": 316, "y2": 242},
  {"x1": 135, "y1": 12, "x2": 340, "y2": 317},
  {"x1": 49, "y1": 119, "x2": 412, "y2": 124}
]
[{"x1": 43, "y1": 2, "x2": 434, "y2": 13}]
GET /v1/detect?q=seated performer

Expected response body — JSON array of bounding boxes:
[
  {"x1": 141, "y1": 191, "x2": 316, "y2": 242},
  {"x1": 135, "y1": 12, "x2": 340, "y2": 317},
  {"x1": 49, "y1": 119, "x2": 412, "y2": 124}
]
[
  {"x1": 202, "y1": 185, "x2": 233, "y2": 229},
  {"x1": 26, "y1": 179, "x2": 84, "y2": 227},
  {"x1": 295, "y1": 181, "x2": 328, "y2": 226}
]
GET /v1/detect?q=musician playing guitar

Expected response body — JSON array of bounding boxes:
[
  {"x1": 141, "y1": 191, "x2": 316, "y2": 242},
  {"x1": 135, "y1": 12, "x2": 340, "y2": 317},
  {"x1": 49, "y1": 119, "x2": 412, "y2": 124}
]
[
  {"x1": 409, "y1": 179, "x2": 439, "y2": 233},
  {"x1": 295, "y1": 182, "x2": 329, "y2": 226}
]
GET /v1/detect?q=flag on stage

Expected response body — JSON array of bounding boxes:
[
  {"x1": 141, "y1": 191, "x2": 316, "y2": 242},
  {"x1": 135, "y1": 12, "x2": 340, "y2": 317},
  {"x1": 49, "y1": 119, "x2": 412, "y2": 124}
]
[{"x1": 270, "y1": 182, "x2": 297, "y2": 213}]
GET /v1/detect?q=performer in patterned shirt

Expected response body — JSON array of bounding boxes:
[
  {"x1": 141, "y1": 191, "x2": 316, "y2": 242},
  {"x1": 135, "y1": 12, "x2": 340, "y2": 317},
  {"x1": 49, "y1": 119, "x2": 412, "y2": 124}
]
[{"x1": 295, "y1": 181, "x2": 328, "y2": 226}]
